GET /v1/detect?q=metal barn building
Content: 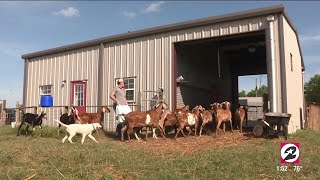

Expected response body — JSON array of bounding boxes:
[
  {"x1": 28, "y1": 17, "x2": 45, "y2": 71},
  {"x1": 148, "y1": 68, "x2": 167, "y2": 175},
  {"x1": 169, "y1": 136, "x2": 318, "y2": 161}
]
[{"x1": 21, "y1": 5, "x2": 305, "y2": 133}]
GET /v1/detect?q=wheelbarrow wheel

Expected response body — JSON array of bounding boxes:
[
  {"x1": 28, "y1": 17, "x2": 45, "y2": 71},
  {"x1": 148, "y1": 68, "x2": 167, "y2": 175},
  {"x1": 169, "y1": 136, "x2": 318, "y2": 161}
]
[{"x1": 253, "y1": 125, "x2": 263, "y2": 137}]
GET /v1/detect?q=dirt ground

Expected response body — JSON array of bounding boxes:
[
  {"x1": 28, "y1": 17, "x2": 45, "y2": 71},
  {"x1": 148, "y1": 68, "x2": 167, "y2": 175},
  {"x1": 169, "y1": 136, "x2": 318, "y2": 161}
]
[{"x1": 105, "y1": 129, "x2": 274, "y2": 157}]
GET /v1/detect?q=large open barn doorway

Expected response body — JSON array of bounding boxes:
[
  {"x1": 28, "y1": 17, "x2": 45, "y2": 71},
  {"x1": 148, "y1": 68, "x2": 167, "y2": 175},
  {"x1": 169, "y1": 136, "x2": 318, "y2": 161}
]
[
  {"x1": 238, "y1": 74, "x2": 268, "y2": 127},
  {"x1": 174, "y1": 30, "x2": 268, "y2": 112}
]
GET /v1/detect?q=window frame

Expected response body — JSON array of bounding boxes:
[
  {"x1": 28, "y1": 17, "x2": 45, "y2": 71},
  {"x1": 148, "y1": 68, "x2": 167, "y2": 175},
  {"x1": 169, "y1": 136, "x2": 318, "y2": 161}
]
[
  {"x1": 115, "y1": 77, "x2": 136, "y2": 103},
  {"x1": 39, "y1": 85, "x2": 53, "y2": 96}
]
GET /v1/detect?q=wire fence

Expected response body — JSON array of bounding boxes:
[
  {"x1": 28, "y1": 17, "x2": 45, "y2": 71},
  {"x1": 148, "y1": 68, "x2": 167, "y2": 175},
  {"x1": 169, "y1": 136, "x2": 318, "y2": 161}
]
[
  {"x1": 5, "y1": 108, "x2": 16, "y2": 125},
  {"x1": 1, "y1": 87, "x2": 264, "y2": 131},
  {"x1": 0, "y1": 89, "x2": 163, "y2": 131},
  {"x1": 1, "y1": 104, "x2": 141, "y2": 131}
]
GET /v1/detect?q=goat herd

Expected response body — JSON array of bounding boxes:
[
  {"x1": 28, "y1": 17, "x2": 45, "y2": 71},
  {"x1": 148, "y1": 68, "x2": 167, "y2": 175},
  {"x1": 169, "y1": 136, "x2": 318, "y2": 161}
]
[
  {"x1": 15, "y1": 101, "x2": 247, "y2": 144},
  {"x1": 120, "y1": 101, "x2": 247, "y2": 142}
]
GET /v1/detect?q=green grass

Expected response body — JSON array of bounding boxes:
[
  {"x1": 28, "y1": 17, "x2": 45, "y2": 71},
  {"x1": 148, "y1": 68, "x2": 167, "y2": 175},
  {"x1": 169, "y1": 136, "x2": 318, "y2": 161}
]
[{"x1": 0, "y1": 126, "x2": 319, "y2": 179}]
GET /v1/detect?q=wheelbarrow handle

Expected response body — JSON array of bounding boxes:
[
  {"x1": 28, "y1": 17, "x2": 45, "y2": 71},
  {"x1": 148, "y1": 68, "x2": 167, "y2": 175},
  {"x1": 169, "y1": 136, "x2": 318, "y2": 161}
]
[{"x1": 261, "y1": 120, "x2": 275, "y2": 130}]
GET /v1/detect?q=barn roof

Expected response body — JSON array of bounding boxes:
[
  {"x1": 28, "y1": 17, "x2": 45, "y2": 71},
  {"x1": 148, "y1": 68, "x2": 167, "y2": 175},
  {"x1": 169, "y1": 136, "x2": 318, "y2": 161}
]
[{"x1": 21, "y1": 4, "x2": 304, "y2": 70}]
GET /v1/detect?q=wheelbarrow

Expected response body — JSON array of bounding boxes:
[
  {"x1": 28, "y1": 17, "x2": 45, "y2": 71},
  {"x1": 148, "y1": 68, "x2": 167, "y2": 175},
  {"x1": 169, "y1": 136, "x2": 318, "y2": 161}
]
[{"x1": 253, "y1": 112, "x2": 292, "y2": 140}]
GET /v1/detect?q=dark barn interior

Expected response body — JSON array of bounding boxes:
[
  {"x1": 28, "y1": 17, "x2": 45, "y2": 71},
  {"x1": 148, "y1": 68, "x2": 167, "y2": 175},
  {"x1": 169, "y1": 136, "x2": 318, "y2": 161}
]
[{"x1": 175, "y1": 31, "x2": 267, "y2": 110}]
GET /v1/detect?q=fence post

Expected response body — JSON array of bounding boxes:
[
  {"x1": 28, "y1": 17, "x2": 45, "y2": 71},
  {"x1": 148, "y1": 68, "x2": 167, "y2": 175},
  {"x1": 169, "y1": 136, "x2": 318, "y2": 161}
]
[
  {"x1": 159, "y1": 88, "x2": 164, "y2": 101},
  {"x1": 15, "y1": 101, "x2": 21, "y2": 124},
  {"x1": 64, "y1": 106, "x2": 68, "y2": 114},
  {"x1": 137, "y1": 92, "x2": 142, "y2": 112},
  {"x1": 1, "y1": 100, "x2": 6, "y2": 126}
]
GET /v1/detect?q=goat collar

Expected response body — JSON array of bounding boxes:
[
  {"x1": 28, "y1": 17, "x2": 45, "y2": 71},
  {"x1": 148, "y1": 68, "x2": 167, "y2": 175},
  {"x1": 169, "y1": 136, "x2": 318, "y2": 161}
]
[{"x1": 92, "y1": 124, "x2": 96, "y2": 130}]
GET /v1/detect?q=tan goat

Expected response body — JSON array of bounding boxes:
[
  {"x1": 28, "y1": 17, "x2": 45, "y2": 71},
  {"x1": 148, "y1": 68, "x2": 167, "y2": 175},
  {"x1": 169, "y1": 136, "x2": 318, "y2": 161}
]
[
  {"x1": 235, "y1": 105, "x2": 247, "y2": 133},
  {"x1": 75, "y1": 106, "x2": 110, "y2": 124},
  {"x1": 211, "y1": 102, "x2": 233, "y2": 135}
]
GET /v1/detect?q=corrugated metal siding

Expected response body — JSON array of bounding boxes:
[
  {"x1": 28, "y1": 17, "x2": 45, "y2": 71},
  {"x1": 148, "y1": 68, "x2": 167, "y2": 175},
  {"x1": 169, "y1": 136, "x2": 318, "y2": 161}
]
[
  {"x1": 25, "y1": 16, "x2": 268, "y2": 129},
  {"x1": 101, "y1": 16, "x2": 268, "y2": 131},
  {"x1": 25, "y1": 46, "x2": 100, "y2": 126}
]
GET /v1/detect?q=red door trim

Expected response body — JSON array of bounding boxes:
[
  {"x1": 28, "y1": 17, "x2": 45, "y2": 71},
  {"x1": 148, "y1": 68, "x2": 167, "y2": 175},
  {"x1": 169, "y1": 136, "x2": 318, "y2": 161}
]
[
  {"x1": 173, "y1": 43, "x2": 177, "y2": 110},
  {"x1": 71, "y1": 81, "x2": 87, "y2": 113}
]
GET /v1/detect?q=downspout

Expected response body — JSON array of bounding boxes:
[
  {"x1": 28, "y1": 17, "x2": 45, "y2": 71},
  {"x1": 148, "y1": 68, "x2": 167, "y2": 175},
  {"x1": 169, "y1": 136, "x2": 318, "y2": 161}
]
[
  {"x1": 302, "y1": 70, "x2": 305, "y2": 128},
  {"x1": 22, "y1": 59, "x2": 29, "y2": 109},
  {"x1": 97, "y1": 43, "x2": 104, "y2": 124},
  {"x1": 267, "y1": 15, "x2": 277, "y2": 112},
  {"x1": 97, "y1": 43, "x2": 104, "y2": 107},
  {"x1": 278, "y1": 14, "x2": 287, "y2": 113}
]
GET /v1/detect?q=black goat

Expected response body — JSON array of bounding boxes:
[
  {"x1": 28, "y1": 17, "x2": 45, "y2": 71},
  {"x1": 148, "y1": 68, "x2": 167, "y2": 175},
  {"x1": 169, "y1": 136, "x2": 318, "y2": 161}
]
[
  {"x1": 17, "y1": 111, "x2": 47, "y2": 136},
  {"x1": 58, "y1": 107, "x2": 76, "y2": 134}
]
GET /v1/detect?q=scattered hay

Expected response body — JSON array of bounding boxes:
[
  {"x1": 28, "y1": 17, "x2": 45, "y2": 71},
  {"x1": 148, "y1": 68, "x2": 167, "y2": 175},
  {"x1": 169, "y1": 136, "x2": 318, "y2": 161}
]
[{"x1": 106, "y1": 130, "x2": 265, "y2": 157}]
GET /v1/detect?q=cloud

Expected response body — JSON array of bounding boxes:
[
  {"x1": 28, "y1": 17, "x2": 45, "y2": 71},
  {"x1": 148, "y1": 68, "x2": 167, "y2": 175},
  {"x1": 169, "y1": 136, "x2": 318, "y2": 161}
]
[
  {"x1": 143, "y1": 1, "x2": 165, "y2": 13},
  {"x1": 121, "y1": 1, "x2": 165, "y2": 18},
  {"x1": 53, "y1": 7, "x2": 80, "y2": 17},
  {"x1": 122, "y1": 11, "x2": 137, "y2": 18}
]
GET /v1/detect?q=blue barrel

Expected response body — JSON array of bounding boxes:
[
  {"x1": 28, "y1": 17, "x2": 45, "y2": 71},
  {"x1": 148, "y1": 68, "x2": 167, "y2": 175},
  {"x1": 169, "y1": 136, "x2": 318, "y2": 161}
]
[{"x1": 40, "y1": 95, "x2": 53, "y2": 107}]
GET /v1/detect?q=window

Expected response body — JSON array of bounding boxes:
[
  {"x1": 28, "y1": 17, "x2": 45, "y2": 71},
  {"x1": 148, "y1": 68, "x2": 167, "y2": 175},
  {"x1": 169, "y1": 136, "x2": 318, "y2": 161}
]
[
  {"x1": 124, "y1": 78, "x2": 135, "y2": 101},
  {"x1": 115, "y1": 77, "x2": 136, "y2": 102},
  {"x1": 40, "y1": 85, "x2": 52, "y2": 95},
  {"x1": 73, "y1": 84, "x2": 85, "y2": 106},
  {"x1": 290, "y1": 53, "x2": 293, "y2": 72}
]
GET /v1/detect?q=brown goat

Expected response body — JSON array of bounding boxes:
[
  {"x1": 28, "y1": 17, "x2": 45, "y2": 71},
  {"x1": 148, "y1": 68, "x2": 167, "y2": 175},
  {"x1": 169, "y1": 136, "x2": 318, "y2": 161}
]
[
  {"x1": 162, "y1": 105, "x2": 190, "y2": 135},
  {"x1": 75, "y1": 106, "x2": 110, "y2": 124},
  {"x1": 121, "y1": 101, "x2": 168, "y2": 141},
  {"x1": 235, "y1": 105, "x2": 247, "y2": 133},
  {"x1": 211, "y1": 102, "x2": 233, "y2": 135},
  {"x1": 199, "y1": 106, "x2": 216, "y2": 136},
  {"x1": 174, "y1": 105, "x2": 201, "y2": 138}
]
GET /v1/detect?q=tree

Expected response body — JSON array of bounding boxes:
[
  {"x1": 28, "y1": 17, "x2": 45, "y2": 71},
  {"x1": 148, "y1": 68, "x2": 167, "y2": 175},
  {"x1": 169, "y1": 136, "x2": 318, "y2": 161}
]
[
  {"x1": 305, "y1": 74, "x2": 320, "y2": 104},
  {"x1": 239, "y1": 90, "x2": 247, "y2": 97},
  {"x1": 247, "y1": 85, "x2": 268, "y2": 97}
]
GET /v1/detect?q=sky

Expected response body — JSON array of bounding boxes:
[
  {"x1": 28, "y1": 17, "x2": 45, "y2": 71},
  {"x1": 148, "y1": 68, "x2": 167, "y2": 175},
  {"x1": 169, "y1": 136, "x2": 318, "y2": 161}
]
[{"x1": 0, "y1": 1, "x2": 319, "y2": 107}]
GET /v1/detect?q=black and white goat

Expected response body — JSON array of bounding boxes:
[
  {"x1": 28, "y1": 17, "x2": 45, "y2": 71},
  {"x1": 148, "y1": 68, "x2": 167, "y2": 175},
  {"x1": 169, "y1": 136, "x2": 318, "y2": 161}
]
[
  {"x1": 17, "y1": 111, "x2": 47, "y2": 136},
  {"x1": 58, "y1": 107, "x2": 76, "y2": 134}
]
